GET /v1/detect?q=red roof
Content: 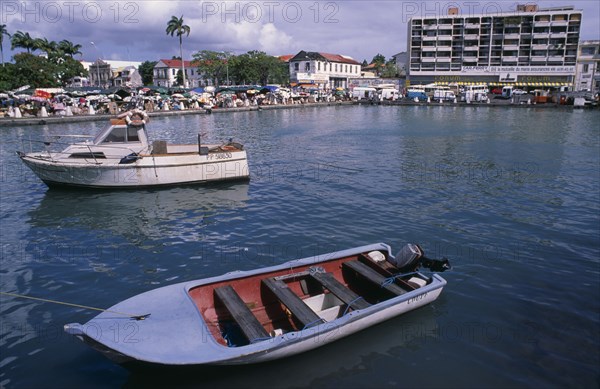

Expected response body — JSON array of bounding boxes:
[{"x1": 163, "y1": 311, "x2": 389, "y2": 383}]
[
  {"x1": 318, "y1": 53, "x2": 360, "y2": 65},
  {"x1": 278, "y1": 54, "x2": 294, "y2": 62},
  {"x1": 158, "y1": 59, "x2": 196, "y2": 68}
]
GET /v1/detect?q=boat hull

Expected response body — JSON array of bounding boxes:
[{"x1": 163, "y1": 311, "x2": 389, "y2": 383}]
[
  {"x1": 64, "y1": 243, "x2": 447, "y2": 367},
  {"x1": 18, "y1": 151, "x2": 249, "y2": 188}
]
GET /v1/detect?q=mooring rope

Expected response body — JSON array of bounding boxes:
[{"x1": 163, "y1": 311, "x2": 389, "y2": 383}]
[{"x1": 0, "y1": 291, "x2": 150, "y2": 321}]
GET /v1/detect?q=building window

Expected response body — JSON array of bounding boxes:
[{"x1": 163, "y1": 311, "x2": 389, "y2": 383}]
[
  {"x1": 335, "y1": 64, "x2": 338, "y2": 72},
  {"x1": 294, "y1": 63, "x2": 299, "y2": 71},
  {"x1": 583, "y1": 64, "x2": 589, "y2": 73},
  {"x1": 305, "y1": 62, "x2": 310, "y2": 72}
]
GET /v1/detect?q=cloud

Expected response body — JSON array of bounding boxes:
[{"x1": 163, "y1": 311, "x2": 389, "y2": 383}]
[
  {"x1": 259, "y1": 23, "x2": 293, "y2": 54},
  {"x1": 1, "y1": 0, "x2": 598, "y2": 64}
]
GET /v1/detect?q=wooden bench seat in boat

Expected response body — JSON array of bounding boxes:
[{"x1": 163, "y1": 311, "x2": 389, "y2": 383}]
[
  {"x1": 309, "y1": 271, "x2": 371, "y2": 311},
  {"x1": 262, "y1": 277, "x2": 323, "y2": 329},
  {"x1": 214, "y1": 285, "x2": 269, "y2": 343},
  {"x1": 359, "y1": 254, "x2": 416, "y2": 291},
  {"x1": 343, "y1": 260, "x2": 409, "y2": 296}
]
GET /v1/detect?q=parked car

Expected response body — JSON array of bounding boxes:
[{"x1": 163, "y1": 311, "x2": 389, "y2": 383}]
[
  {"x1": 513, "y1": 89, "x2": 527, "y2": 95},
  {"x1": 491, "y1": 88, "x2": 503, "y2": 95}
]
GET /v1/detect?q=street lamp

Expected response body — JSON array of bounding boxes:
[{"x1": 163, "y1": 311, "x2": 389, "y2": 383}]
[
  {"x1": 222, "y1": 51, "x2": 230, "y2": 86},
  {"x1": 90, "y1": 41, "x2": 101, "y2": 88}
]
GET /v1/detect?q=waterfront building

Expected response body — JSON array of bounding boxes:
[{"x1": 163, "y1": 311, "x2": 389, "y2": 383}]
[
  {"x1": 574, "y1": 40, "x2": 600, "y2": 94},
  {"x1": 113, "y1": 66, "x2": 143, "y2": 88},
  {"x1": 407, "y1": 4, "x2": 582, "y2": 88},
  {"x1": 83, "y1": 60, "x2": 143, "y2": 88},
  {"x1": 88, "y1": 60, "x2": 113, "y2": 88},
  {"x1": 288, "y1": 51, "x2": 362, "y2": 89},
  {"x1": 153, "y1": 59, "x2": 208, "y2": 88},
  {"x1": 392, "y1": 52, "x2": 408, "y2": 77}
]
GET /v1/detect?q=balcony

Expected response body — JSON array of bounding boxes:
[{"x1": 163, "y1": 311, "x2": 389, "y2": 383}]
[
  {"x1": 422, "y1": 46, "x2": 437, "y2": 51},
  {"x1": 422, "y1": 57, "x2": 436, "y2": 63},
  {"x1": 504, "y1": 33, "x2": 520, "y2": 39},
  {"x1": 551, "y1": 33, "x2": 567, "y2": 38},
  {"x1": 532, "y1": 44, "x2": 549, "y2": 50},
  {"x1": 423, "y1": 35, "x2": 438, "y2": 41},
  {"x1": 551, "y1": 20, "x2": 568, "y2": 27},
  {"x1": 531, "y1": 56, "x2": 547, "y2": 62},
  {"x1": 501, "y1": 56, "x2": 518, "y2": 62},
  {"x1": 464, "y1": 34, "x2": 479, "y2": 40},
  {"x1": 533, "y1": 33, "x2": 549, "y2": 39},
  {"x1": 423, "y1": 24, "x2": 438, "y2": 30},
  {"x1": 436, "y1": 57, "x2": 452, "y2": 62},
  {"x1": 465, "y1": 23, "x2": 480, "y2": 28},
  {"x1": 464, "y1": 46, "x2": 479, "y2": 51},
  {"x1": 503, "y1": 44, "x2": 519, "y2": 50},
  {"x1": 534, "y1": 21, "x2": 550, "y2": 27}
]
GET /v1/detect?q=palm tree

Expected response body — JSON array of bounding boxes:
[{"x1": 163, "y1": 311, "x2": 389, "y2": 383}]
[
  {"x1": 0, "y1": 24, "x2": 10, "y2": 65},
  {"x1": 58, "y1": 40, "x2": 82, "y2": 57},
  {"x1": 166, "y1": 15, "x2": 191, "y2": 87},
  {"x1": 34, "y1": 37, "x2": 58, "y2": 57},
  {"x1": 10, "y1": 31, "x2": 36, "y2": 53}
]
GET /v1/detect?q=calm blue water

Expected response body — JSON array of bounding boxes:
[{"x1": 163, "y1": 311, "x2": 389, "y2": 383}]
[{"x1": 1, "y1": 106, "x2": 599, "y2": 388}]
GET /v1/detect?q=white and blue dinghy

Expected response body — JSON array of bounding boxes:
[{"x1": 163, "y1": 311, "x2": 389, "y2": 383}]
[{"x1": 64, "y1": 243, "x2": 450, "y2": 367}]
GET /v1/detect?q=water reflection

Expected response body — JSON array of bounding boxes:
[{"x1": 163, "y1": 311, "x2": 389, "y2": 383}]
[
  {"x1": 123, "y1": 309, "x2": 440, "y2": 388},
  {"x1": 27, "y1": 183, "x2": 249, "y2": 244}
]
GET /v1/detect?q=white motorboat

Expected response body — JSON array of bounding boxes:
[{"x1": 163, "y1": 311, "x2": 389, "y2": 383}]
[
  {"x1": 64, "y1": 243, "x2": 450, "y2": 367},
  {"x1": 17, "y1": 110, "x2": 249, "y2": 188}
]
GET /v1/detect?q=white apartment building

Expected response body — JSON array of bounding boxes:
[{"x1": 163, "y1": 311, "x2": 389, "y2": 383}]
[
  {"x1": 574, "y1": 41, "x2": 600, "y2": 94},
  {"x1": 153, "y1": 59, "x2": 207, "y2": 88},
  {"x1": 289, "y1": 51, "x2": 362, "y2": 89},
  {"x1": 407, "y1": 4, "x2": 582, "y2": 88}
]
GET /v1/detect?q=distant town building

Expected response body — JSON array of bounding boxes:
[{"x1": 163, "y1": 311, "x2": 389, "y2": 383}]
[
  {"x1": 407, "y1": 4, "x2": 582, "y2": 88},
  {"x1": 574, "y1": 40, "x2": 600, "y2": 94},
  {"x1": 153, "y1": 59, "x2": 207, "y2": 88},
  {"x1": 113, "y1": 66, "x2": 143, "y2": 88},
  {"x1": 392, "y1": 52, "x2": 408, "y2": 76},
  {"x1": 88, "y1": 60, "x2": 112, "y2": 88},
  {"x1": 67, "y1": 76, "x2": 90, "y2": 87},
  {"x1": 83, "y1": 60, "x2": 143, "y2": 88},
  {"x1": 288, "y1": 51, "x2": 362, "y2": 89}
]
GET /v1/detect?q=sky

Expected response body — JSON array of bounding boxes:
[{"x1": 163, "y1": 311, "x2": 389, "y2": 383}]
[{"x1": 1, "y1": 0, "x2": 599, "y2": 64}]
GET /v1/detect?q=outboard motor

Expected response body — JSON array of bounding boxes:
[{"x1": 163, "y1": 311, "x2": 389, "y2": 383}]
[{"x1": 389, "y1": 244, "x2": 450, "y2": 273}]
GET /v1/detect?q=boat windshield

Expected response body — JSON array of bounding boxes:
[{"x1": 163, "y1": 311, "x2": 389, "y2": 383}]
[{"x1": 93, "y1": 125, "x2": 141, "y2": 144}]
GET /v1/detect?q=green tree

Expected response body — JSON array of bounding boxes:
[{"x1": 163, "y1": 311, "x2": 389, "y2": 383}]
[
  {"x1": 58, "y1": 40, "x2": 82, "y2": 57},
  {"x1": 34, "y1": 37, "x2": 58, "y2": 58},
  {"x1": 228, "y1": 51, "x2": 289, "y2": 85},
  {"x1": 10, "y1": 52, "x2": 59, "y2": 87},
  {"x1": 371, "y1": 53, "x2": 386, "y2": 65},
  {"x1": 10, "y1": 31, "x2": 36, "y2": 53},
  {"x1": 192, "y1": 50, "x2": 230, "y2": 86},
  {"x1": 176, "y1": 69, "x2": 184, "y2": 86},
  {"x1": 138, "y1": 60, "x2": 157, "y2": 85},
  {"x1": 166, "y1": 15, "x2": 190, "y2": 88},
  {"x1": 381, "y1": 58, "x2": 399, "y2": 78},
  {"x1": 0, "y1": 24, "x2": 10, "y2": 65}
]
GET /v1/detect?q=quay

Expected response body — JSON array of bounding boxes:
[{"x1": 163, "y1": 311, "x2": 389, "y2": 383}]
[{"x1": 1, "y1": 99, "x2": 595, "y2": 128}]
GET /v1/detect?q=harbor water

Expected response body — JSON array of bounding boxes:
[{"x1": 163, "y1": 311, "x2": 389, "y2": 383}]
[{"x1": 1, "y1": 105, "x2": 599, "y2": 388}]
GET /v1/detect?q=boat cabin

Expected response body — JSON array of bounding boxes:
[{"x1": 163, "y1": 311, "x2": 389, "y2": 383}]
[{"x1": 92, "y1": 119, "x2": 149, "y2": 147}]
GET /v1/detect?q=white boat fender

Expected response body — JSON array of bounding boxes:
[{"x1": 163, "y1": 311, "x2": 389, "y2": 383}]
[
  {"x1": 367, "y1": 251, "x2": 386, "y2": 263},
  {"x1": 270, "y1": 328, "x2": 284, "y2": 337},
  {"x1": 407, "y1": 277, "x2": 427, "y2": 288}
]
